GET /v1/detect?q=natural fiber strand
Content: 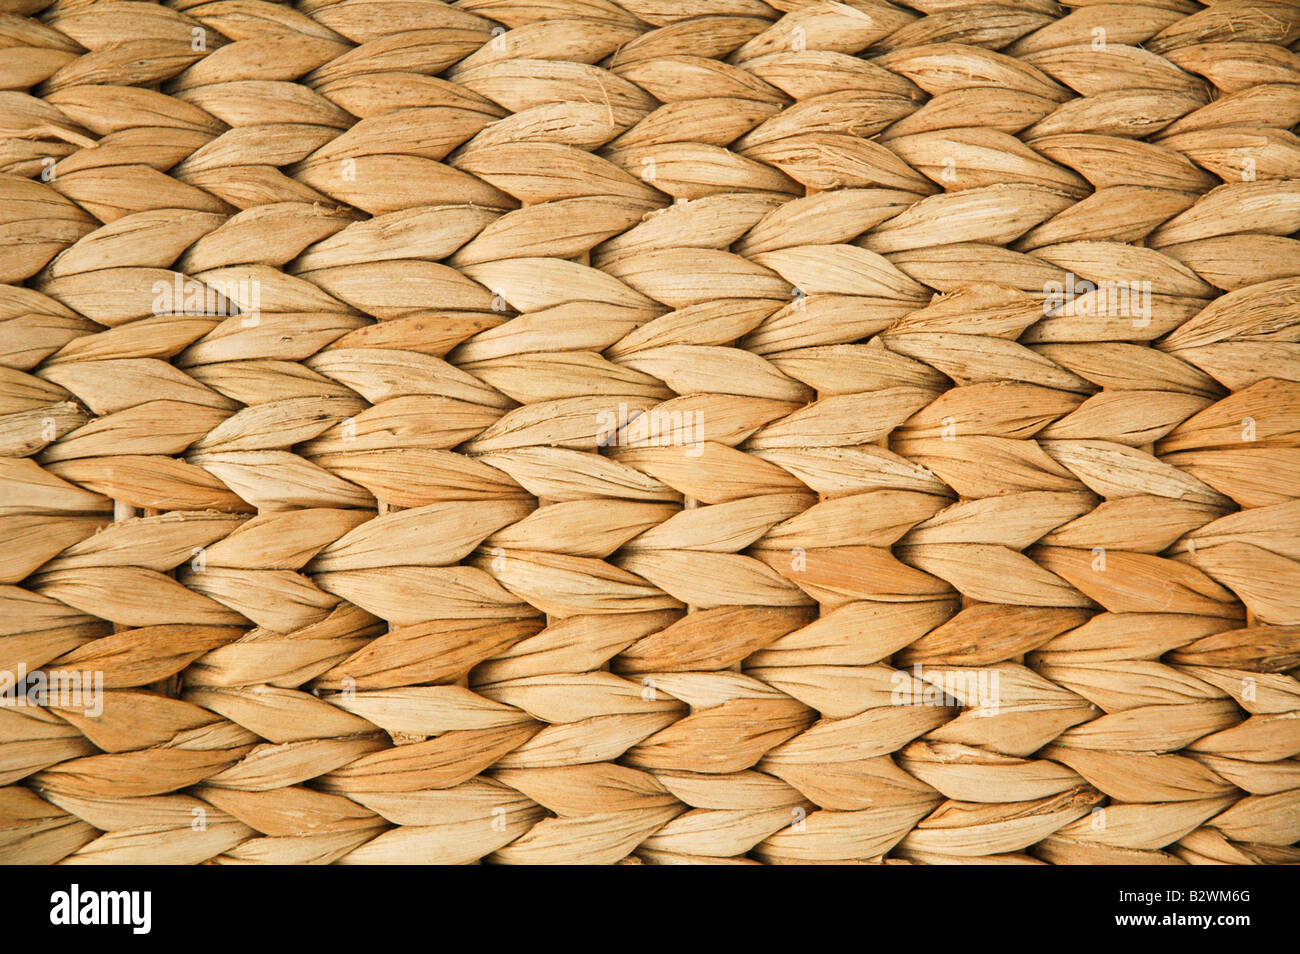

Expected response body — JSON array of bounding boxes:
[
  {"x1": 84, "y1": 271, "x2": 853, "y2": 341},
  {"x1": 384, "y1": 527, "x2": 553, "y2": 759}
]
[{"x1": 1, "y1": 0, "x2": 1300, "y2": 865}]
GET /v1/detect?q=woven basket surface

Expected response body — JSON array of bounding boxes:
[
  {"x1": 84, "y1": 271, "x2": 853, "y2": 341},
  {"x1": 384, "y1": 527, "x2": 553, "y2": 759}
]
[{"x1": 2, "y1": 0, "x2": 1300, "y2": 866}]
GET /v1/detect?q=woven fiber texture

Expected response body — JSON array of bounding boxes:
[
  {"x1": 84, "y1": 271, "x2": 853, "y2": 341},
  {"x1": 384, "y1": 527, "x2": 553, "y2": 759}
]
[{"x1": 3, "y1": 0, "x2": 1300, "y2": 867}]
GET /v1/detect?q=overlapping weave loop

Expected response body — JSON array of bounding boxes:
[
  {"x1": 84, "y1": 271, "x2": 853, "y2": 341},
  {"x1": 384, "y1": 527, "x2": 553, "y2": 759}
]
[{"x1": 2, "y1": 0, "x2": 1300, "y2": 865}]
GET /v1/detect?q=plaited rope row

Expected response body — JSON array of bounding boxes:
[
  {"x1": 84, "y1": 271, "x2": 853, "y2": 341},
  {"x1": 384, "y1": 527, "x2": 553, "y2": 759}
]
[{"x1": 2, "y1": 0, "x2": 1299, "y2": 864}]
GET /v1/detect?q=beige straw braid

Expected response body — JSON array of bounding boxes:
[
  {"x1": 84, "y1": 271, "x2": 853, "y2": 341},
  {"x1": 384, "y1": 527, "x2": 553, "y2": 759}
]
[{"x1": 1, "y1": 0, "x2": 1299, "y2": 865}]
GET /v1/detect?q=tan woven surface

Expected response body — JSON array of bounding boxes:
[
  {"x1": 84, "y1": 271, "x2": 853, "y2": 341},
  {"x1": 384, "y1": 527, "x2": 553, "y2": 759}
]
[{"x1": 3, "y1": 0, "x2": 1300, "y2": 865}]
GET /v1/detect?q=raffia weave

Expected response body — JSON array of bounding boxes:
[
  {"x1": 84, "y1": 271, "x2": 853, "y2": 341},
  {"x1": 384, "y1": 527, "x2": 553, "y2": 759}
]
[{"x1": 2, "y1": 0, "x2": 1300, "y2": 865}]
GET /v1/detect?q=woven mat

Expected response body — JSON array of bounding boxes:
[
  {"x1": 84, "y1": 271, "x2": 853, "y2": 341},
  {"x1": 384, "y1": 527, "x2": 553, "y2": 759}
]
[{"x1": 3, "y1": 0, "x2": 1300, "y2": 866}]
